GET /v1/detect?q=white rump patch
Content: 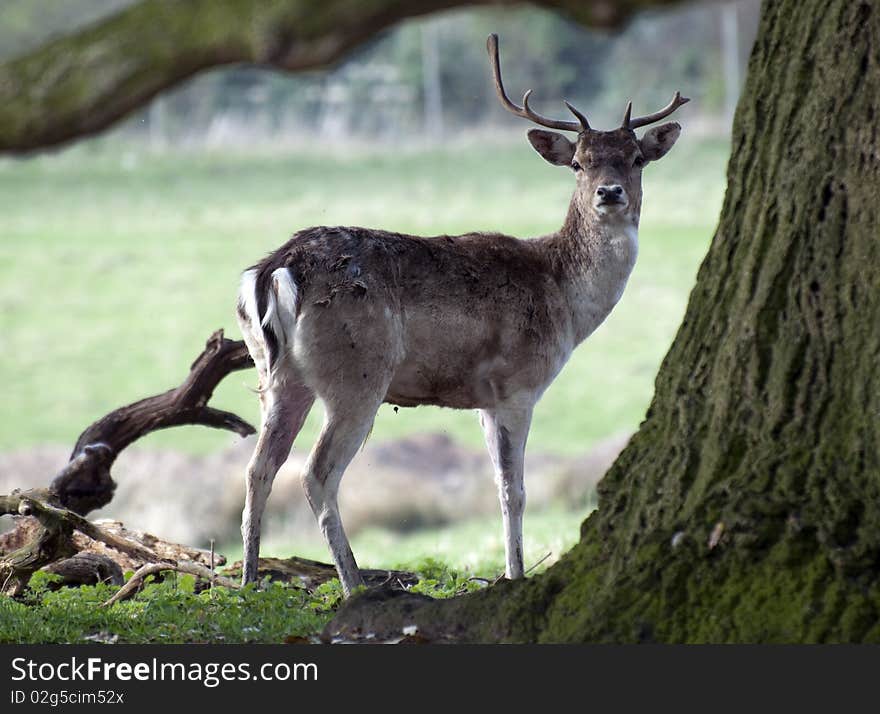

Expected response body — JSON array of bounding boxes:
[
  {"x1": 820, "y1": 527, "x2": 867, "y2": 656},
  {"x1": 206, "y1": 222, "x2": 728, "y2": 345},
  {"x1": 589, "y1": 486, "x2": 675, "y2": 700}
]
[
  {"x1": 262, "y1": 267, "x2": 299, "y2": 346},
  {"x1": 238, "y1": 269, "x2": 261, "y2": 330},
  {"x1": 237, "y1": 267, "x2": 300, "y2": 386}
]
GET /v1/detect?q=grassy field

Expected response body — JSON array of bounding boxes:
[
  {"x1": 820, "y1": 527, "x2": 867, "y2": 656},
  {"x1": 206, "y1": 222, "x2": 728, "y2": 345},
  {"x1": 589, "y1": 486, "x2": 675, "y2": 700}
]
[
  {"x1": 0, "y1": 136, "x2": 728, "y2": 643},
  {"x1": 0, "y1": 506, "x2": 584, "y2": 644},
  {"x1": 0, "y1": 135, "x2": 727, "y2": 457}
]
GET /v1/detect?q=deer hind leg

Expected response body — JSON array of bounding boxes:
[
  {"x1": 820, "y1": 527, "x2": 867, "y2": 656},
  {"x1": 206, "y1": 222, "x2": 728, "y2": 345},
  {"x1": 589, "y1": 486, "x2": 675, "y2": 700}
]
[
  {"x1": 241, "y1": 381, "x2": 314, "y2": 585},
  {"x1": 300, "y1": 398, "x2": 384, "y2": 597},
  {"x1": 480, "y1": 405, "x2": 533, "y2": 579}
]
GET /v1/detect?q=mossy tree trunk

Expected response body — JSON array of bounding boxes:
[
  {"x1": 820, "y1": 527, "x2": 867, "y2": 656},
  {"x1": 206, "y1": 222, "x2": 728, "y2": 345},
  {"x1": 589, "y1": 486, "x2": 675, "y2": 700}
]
[
  {"x1": 327, "y1": 0, "x2": 880, "y2": 643},
  {"x1": 555, "y1": 0, "x2": 880, "y2": 642}
]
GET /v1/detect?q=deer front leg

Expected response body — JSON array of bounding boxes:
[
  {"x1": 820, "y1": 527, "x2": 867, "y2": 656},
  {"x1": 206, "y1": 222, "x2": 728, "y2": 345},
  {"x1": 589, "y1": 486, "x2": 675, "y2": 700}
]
[{"x1": 479, "y1": 405, "x2": 533, "y2": 579}]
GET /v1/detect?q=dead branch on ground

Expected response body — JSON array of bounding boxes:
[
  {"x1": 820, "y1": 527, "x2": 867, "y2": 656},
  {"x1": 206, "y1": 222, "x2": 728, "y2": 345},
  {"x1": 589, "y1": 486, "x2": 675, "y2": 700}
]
[{"x1": 0, "y1": 329, "x2": 253, "y2": 596}]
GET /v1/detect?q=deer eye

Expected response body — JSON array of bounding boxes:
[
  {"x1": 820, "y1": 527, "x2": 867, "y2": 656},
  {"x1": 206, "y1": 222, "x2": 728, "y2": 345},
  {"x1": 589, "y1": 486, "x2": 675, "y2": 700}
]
[
  {"x1": 632, "y1": 156, "x2": 645, "y2": 169},
  {"x1": 571, "y1": 160, "x2": 582, "y2": 172}
]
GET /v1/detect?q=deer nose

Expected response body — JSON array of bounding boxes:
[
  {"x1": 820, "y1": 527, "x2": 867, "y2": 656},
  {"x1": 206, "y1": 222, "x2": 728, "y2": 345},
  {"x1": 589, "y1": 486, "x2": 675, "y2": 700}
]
[{"x1": 596, "y1": 185, "x2": 624, "y2": 200}]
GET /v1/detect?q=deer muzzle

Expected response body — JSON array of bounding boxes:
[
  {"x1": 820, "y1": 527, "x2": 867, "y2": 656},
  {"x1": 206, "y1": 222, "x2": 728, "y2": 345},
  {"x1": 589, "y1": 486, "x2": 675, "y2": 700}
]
[{"x1": 594, "y1": 184, "x2": 628, "y2": 213}]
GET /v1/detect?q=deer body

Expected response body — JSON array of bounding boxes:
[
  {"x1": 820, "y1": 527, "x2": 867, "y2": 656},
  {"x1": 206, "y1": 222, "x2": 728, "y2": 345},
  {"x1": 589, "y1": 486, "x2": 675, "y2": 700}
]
[{"x1": 237, "y1": 35, "x2": 686, "y2": 595}]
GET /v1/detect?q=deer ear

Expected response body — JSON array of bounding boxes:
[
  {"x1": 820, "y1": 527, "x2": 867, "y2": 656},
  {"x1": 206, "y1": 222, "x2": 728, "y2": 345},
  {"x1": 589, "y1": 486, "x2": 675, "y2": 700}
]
[
  {"x1": 527, "y1": 129, "x2": 575, "y2": 166},
  {"x1": 639, "y1": 122, "x2": 681, "y2": 162}
]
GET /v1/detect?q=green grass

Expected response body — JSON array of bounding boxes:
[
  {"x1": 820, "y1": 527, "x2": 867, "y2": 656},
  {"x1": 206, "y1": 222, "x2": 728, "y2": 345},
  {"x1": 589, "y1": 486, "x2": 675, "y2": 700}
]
[
  {"x1": 0, "y1": 505, "x2": 583, "y2": 643},
  {"x1": 0, "y1": 573, "x2": 336, "y2": 644},
  {"x1": 0, "y1": 137, "x2": 726, "y2": 456}
]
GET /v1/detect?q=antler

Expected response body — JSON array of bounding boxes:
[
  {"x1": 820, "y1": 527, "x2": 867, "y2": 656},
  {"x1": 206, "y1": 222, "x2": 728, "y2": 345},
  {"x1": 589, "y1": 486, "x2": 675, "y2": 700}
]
[
  {"x1": 622, "y1": 91, "x2": 690, "y2": 130},
  {"x1": 487, "y1": 34, "x2": 589, "y2": 133}
]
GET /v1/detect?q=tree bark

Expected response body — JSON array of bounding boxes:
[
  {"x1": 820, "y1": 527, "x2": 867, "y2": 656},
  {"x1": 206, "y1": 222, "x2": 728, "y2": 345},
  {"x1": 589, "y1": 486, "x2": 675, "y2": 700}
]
[
  {"x1": 0, "y1": 492, "x2": 157, "y2": 596},
  {"x1": 0, "y1": 0, "x2": 701, "y2": 154},
  {"x1": 0, "y1": 492, "x2": 236, "y2": 597},
  {"x1": 326, "y1": 0, "x2": 880, "y2": 643},
  {"x1": 44, "y1": 554, "x2": 126, "y2": 589}
]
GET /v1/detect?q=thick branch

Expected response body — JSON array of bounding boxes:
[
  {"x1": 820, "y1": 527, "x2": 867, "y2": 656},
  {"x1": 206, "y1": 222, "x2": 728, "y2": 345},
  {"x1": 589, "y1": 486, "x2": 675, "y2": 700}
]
[
  {"x1": 0, "y1": 495, "x2": 157, "y2": 561},
  {"x1": 0, "y1": 494, "x2": 225, "y2": 597},
  {"x1": 0, "y1": 329, "x2": 255, "y2": 593},
  {"x1": 50, "y1": 329, "x2": 255, "y2": 515},
  {"x1": 67, "y1": 329, "x2": 253, "y2": 459},
  {"x1": 0, "y1": 0, "x2": 694, "y2": 154},
  {"x1": 0, "y1": 493, "x2": 134, "y2": 596}
]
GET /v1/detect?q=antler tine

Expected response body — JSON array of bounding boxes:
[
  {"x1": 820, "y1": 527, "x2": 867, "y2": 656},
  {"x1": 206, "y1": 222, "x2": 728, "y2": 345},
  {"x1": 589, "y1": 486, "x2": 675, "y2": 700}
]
[
  {"x1": 624, "y1": 91, "x2": 690, "y2": 130},
  {"x1": 564, "y1": 101, "x2": 591, "y2": 132},
  {"x1": 522, "y1": 91, "x2": 584, "y2": 132},
  {"x1": 621, "y1": 101, "x2": 632, "y2": 128},
  {"x1": 487, "y1": 34, "x2": 585, "y2": 133}
]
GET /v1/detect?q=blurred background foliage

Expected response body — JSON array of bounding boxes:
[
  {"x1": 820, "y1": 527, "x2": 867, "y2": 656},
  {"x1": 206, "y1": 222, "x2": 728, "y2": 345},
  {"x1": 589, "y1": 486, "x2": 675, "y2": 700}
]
[{"x1": 0, "y1": 0, "x2": 759, "y2": 144}]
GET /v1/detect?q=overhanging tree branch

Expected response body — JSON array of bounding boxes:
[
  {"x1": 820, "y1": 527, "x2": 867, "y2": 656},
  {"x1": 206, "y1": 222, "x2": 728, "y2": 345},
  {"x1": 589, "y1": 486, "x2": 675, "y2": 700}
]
[{"x1": 0, "y1": 0, "x2": 694, "y2": 154}]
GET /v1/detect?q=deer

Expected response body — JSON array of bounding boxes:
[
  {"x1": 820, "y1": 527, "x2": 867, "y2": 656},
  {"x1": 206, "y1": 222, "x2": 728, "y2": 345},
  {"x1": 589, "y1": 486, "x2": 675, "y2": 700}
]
[{"x1": 235, "y1": 34, "x2": 687, "y2": 596}]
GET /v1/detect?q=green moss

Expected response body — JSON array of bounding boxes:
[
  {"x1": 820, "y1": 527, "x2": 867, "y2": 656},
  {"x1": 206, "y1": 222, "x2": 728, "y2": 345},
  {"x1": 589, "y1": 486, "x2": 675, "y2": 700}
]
[{"x1": 526, "y1": 524, "x2": 880, "y2": 643}]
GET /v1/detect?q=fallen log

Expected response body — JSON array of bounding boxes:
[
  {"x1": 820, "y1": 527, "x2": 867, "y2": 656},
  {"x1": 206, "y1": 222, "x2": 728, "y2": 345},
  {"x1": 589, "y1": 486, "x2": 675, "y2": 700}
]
[
  {"x1": 0, "y1": 492, "x2": 156, "y2": 596},
  {"x1": 45, "y1": 553, "x2": 125, "y2": 589},
  {"x1": 0, "y1": 491, "x2": 419, "y2": 600},
  {"x1": 70, "y1": 520, "x2": 225, "y2": 572},
  {"x1": 0, "y1": 493, "x2": 237, "y2": 598},
  {"x1": 0, "y1": 329, "x2": 253, "y2": 594}
]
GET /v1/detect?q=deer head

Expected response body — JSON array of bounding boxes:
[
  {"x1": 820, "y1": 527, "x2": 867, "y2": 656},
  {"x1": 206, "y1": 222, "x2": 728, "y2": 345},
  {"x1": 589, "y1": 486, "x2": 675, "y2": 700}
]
[{"x1": 487, "y1": 34, "x2": 687, "y2": 226}]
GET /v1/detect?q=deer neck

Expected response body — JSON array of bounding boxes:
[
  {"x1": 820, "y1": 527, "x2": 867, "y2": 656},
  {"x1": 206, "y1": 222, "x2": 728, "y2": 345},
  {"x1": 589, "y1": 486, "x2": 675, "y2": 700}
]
[{"x1": 551, "y1": 194, "x2": 640, "y2": 345}]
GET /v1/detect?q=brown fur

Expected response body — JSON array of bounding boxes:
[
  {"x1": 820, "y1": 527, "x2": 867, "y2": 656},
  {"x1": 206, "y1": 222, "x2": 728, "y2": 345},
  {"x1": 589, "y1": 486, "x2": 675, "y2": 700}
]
[{"x1": 248, "y1": 225, "x2": 576, "y2": 409}]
